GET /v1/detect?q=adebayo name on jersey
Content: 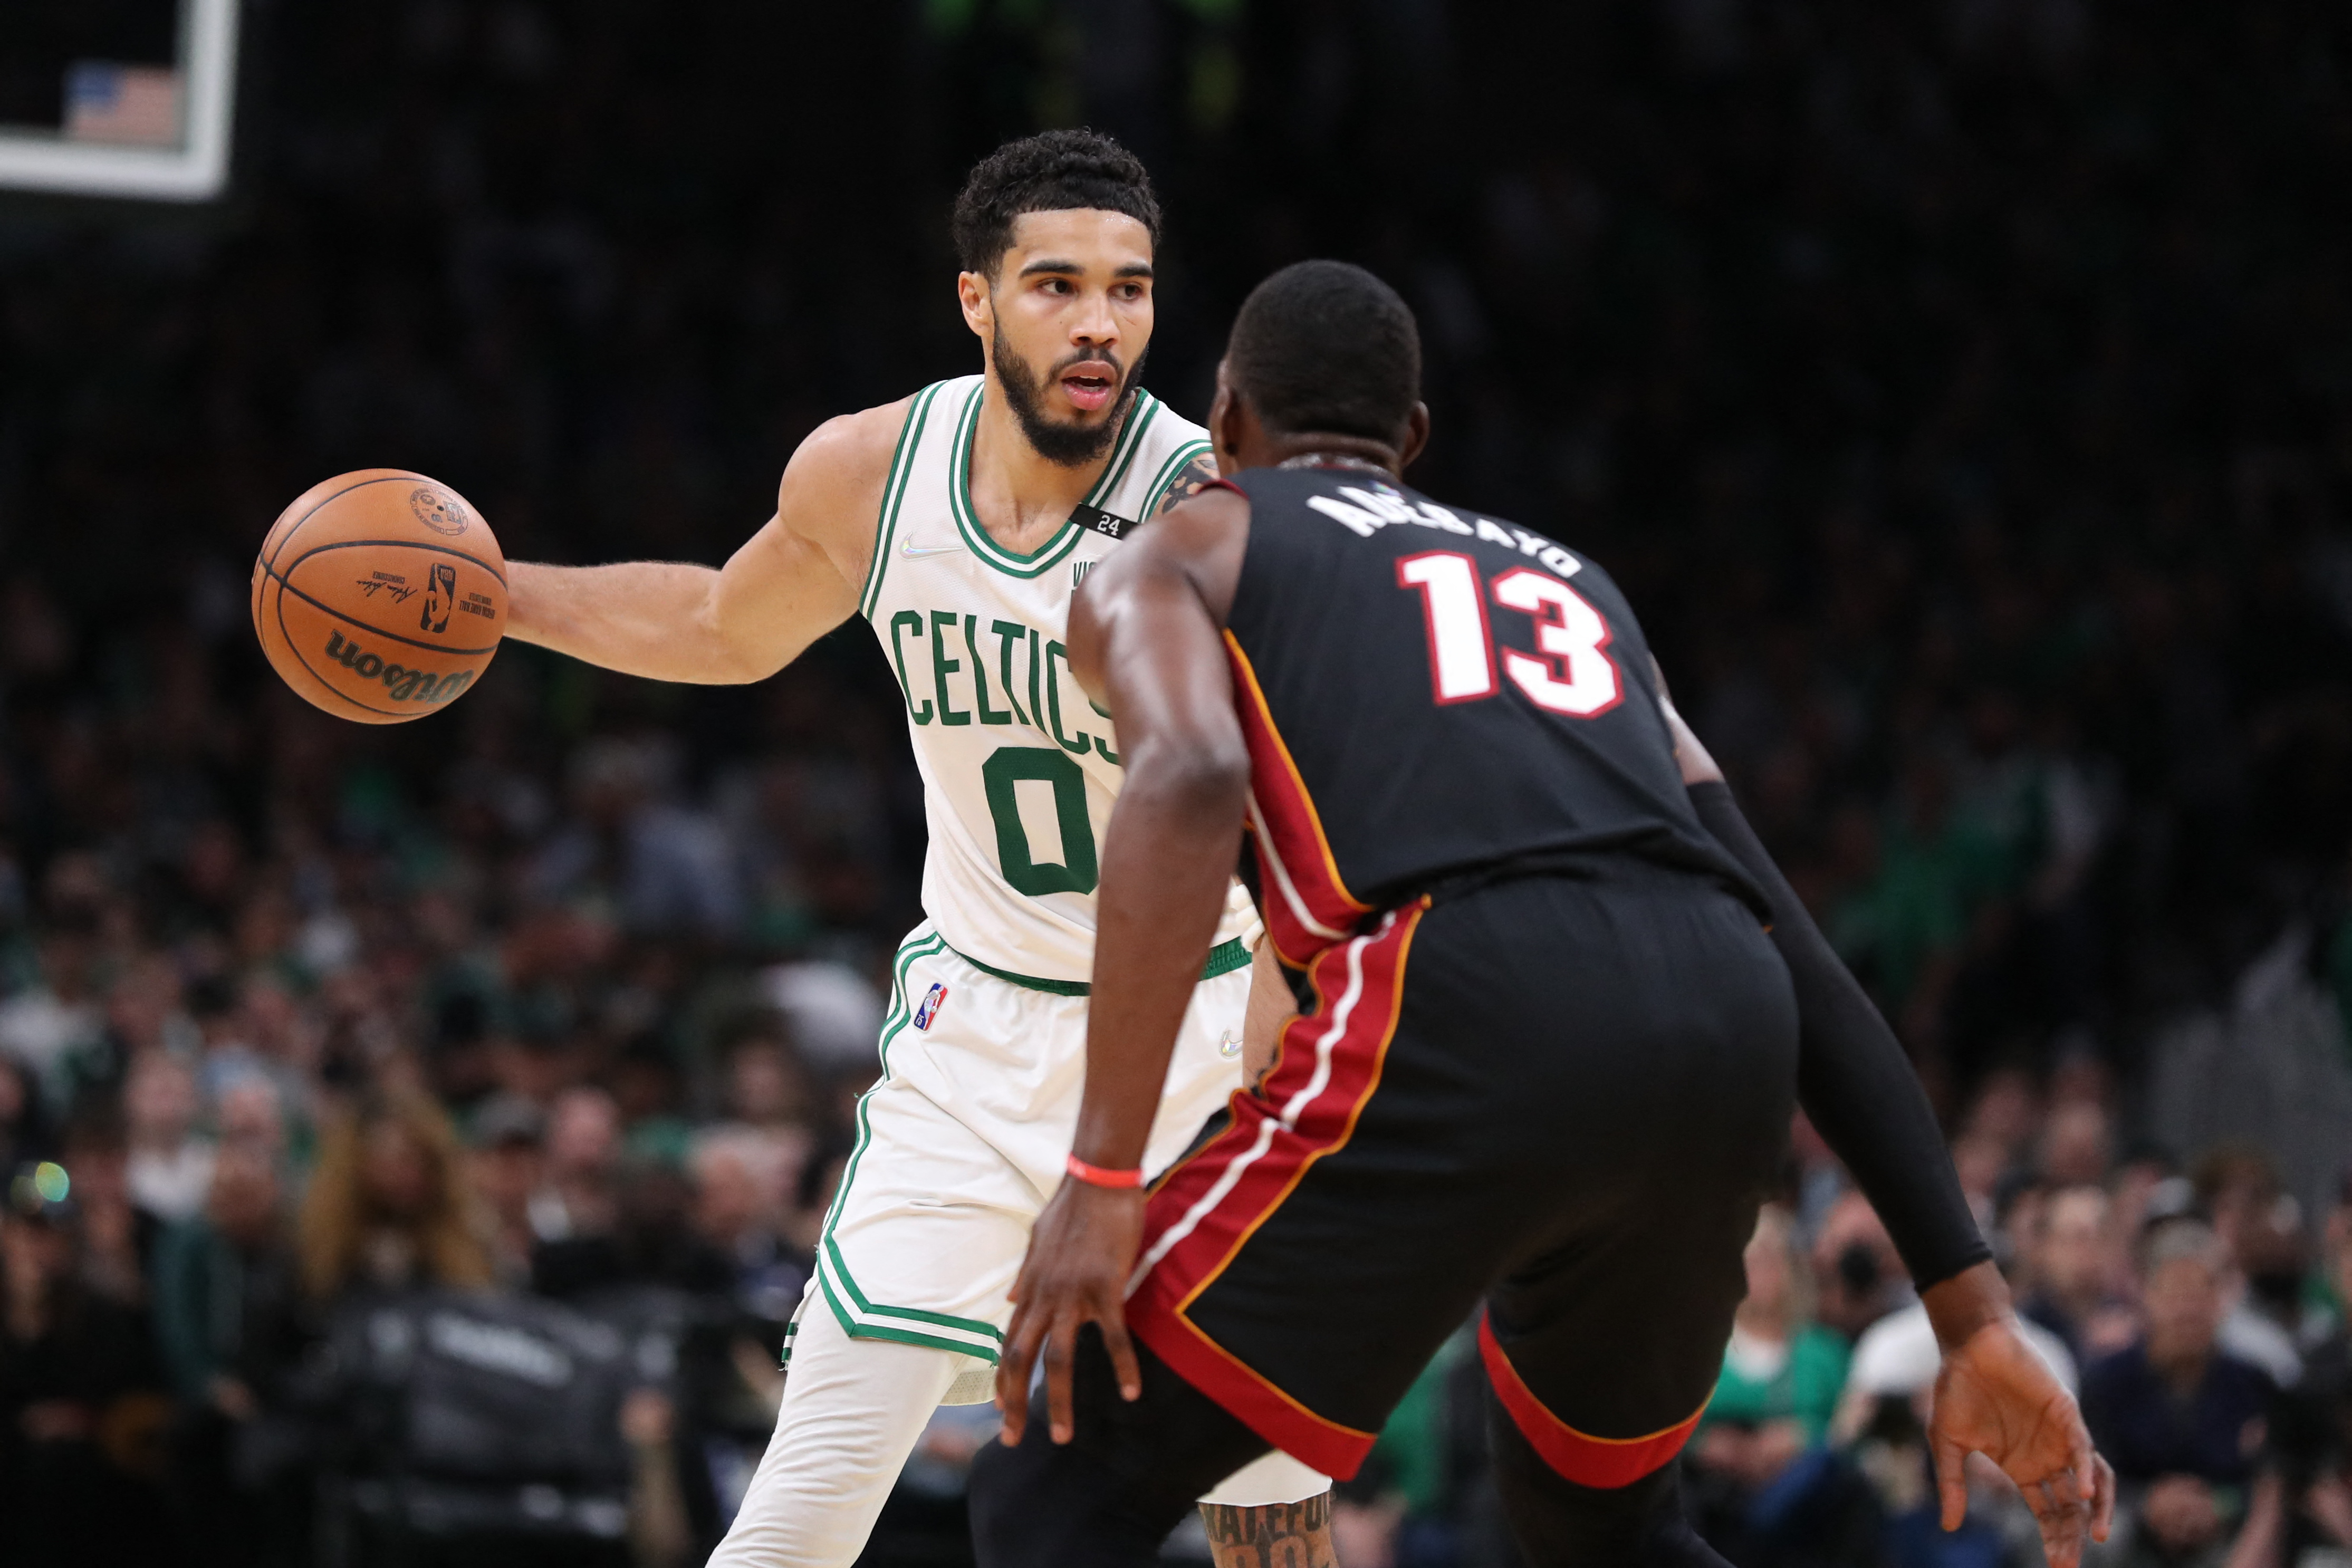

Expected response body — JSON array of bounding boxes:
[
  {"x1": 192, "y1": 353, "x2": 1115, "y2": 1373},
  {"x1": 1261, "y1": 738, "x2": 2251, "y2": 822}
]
[
  {"x1": 881, "y1": 610, "x2": 1118, "y2": 763},
  {"x1": 323, "y1": 630, "x2": 477, "y2": 705},
  {"x1": 1308, "y1": 482, "x2": 1587, "y2": 582}
]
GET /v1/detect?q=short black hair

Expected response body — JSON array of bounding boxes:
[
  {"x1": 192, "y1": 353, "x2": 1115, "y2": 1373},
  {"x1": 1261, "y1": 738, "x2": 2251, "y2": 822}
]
[
  {"x1": 1225, "y1": 261, "x2": 1422, "y2": 442},
  {"x1": 952, "y1": 129, "x2": 1163, "y2": 277}
]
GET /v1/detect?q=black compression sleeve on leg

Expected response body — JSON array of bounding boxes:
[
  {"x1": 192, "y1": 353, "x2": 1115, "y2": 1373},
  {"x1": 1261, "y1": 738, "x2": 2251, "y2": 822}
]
[{"x1": 1687, "y1": 780, "x2": 1990, "y2": 1290}]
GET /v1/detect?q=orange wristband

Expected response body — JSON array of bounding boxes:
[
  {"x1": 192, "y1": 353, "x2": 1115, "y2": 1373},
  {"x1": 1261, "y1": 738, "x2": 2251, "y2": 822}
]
[{"x1": 1064, "y1": 1153, "x2": 1145, "y2": 1190}]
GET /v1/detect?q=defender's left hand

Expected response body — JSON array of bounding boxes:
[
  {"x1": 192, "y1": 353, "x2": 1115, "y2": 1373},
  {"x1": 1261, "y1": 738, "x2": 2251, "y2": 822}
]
[
  {"x1": 1928, "y1": 1319, "x2": 2115, "y2": 1568},
  {"x1": 996, "y1": 1180, "x2": 1147, "y2": 1446}
]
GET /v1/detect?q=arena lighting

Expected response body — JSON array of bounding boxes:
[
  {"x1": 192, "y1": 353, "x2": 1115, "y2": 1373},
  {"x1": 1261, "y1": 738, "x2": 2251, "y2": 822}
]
[{"x1": 0, "y1": 0, "x2": 239, "y2": 201}]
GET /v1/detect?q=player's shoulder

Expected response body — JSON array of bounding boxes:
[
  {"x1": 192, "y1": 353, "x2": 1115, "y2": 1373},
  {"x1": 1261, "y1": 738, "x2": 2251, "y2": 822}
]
[
  {"x1": 776, "y1": 380, "x2": 970, "y2": 537},
  {"x1": 1112, "y1": 482, "x2": 1252, "y2": 614},
  {"x1": 1124, "y1": 391, "x2": 1217, "y2": 518},
  {"x1": 785, "y1": 396, "x2": 917, "y2": 488}
]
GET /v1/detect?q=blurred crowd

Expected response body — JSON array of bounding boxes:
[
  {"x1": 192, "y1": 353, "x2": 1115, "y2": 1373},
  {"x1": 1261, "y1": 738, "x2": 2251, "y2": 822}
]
[{"x1": 4, "y1": 0, "x2": 2352, "y2": 1564}]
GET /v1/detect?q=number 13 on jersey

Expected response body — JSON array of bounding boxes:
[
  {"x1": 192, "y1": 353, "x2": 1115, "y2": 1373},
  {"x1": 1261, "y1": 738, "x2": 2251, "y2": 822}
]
[{"x1": 1395, "y1": 551, "x2": 1623, "y2": 717}]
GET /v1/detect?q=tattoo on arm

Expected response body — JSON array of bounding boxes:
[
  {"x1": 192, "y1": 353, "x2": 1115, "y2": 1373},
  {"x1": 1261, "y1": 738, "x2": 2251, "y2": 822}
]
[
  {"x1": 1154, "y1": 450, "x2": 1222, "y2": 516},
  {"x1": 1197, "y1": 1494, "x2": 1338, "y2": 1568}
]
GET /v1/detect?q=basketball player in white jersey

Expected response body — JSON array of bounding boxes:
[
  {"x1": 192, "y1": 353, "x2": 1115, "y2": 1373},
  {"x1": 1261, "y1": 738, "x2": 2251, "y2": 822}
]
[{"x1": 502, "y1": 131, "x2": 1332, "y2": 1567}]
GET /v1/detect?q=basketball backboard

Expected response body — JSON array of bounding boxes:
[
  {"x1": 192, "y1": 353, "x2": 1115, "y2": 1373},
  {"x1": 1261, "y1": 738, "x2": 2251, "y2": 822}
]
[{"x1": 0, "y1": 0, "x2": 239, "y2": 200}]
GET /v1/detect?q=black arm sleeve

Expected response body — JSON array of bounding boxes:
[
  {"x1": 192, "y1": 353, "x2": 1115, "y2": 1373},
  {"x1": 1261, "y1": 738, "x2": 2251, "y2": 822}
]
[{"x1": 1688, "y1": 780, "x2": 1991, "y2": 1290}]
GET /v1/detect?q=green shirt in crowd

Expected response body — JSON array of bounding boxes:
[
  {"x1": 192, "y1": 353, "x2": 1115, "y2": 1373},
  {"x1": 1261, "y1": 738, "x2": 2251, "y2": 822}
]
[{"x1": 1698, "y1": 1323, "x2": 1851, "y2": 1446}]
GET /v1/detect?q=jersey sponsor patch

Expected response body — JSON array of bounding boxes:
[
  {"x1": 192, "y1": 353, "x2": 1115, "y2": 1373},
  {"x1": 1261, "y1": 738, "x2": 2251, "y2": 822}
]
[{"x1": 913, "y1": 982, "x2": 948, "y2": 1031}]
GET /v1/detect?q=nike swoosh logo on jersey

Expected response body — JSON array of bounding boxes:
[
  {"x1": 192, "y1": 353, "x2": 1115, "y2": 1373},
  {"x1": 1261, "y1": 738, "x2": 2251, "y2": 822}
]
[{"x1": 901, "y1": 540, "x2": 967, "y2": 559}]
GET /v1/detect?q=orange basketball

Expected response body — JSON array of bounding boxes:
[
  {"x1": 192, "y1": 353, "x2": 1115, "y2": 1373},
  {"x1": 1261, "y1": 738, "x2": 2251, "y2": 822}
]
[{"x1": 251, "y1": 469, "x2": 507, "y2": 724}]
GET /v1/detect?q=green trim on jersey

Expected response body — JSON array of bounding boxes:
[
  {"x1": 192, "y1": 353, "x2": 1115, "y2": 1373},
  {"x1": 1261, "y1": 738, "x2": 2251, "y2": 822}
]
[
  {"x1": 813, "y1": 929, "x2": 1005, "y2": 1362},
  {"x1": 948, "y1": 382, "x2": 1163, "y2": 578},
  {"x1": 1140, "y1": 438, "x2": 1214, "y2": 518},
  {"x1": 946, "y1": 935, "x2": 1253, "y2": 997},
  {"x1": 859, "y1": 381, "x2": 951, "y2": 621},
  {"x1": 1198, "y1": 936, "x2": 1255, "y2": 982},
  {"x1": 818, "y1": 931, "x2": 1011, "y2": 1363},
  {"x1": 819, "y1": 930, "x2": 947, "y2": 1242},
  {"x1": 818, "y1": 1234, "x2": 1005, "y2": 1360}
]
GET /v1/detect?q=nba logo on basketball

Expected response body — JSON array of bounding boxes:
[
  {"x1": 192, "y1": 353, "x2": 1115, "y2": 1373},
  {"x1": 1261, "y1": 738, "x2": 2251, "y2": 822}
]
[{"x1": 912, "y1": 983, "x2": 948, "y2": 1031}]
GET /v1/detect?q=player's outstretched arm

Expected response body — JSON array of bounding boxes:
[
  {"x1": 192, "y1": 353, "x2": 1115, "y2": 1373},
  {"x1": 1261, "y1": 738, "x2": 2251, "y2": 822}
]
[
  {"x1": 997, "y1": 488, "x2": 1254, "y2": 1445},
  {"x1": 503, "y1": 403, "x2": 901, "y2": 683},
  {"x1": 1654, "y1": 678, "x2": 2111, "y2": 1563},
  {"x1": 1655, "y1": 680, "x2": 1991, "y2": 1292}
]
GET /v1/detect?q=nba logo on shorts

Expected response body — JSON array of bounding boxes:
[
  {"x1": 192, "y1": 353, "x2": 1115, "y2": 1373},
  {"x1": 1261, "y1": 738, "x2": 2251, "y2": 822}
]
[{"x1": 913, "y1": 983, "x2": 948, "y2": 1031}]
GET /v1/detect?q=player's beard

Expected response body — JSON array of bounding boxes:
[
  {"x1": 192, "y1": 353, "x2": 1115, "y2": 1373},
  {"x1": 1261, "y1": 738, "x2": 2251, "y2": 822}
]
[{"x1": 992, "y1": 324, "x2": 1147, "y2": 468}]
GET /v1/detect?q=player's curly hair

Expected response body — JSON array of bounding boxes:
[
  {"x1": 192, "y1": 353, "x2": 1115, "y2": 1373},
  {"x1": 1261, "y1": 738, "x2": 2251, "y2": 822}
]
[
  {"x1": 1226, "y1": 260, "x2": 1423, "y2": 443},
  {"x1": 952, "y1": 129, "x2": 1163, "y2": 277}
]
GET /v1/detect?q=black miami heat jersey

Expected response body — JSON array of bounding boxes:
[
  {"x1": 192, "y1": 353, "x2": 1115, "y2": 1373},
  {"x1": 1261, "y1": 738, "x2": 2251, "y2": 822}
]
[{"x1": 1221, "y1": 464, "x2": 1762, "y2": 957}]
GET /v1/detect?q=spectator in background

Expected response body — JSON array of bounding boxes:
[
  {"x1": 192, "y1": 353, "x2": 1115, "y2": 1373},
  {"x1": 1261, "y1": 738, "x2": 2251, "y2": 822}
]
[
  {"x1": 716, "y1": 1030, "x2": 818, "y2": 1207},
  {"x1": 2021, "y1": 1184, "x2": 2139, "y2": 1372},
  {"x1": 2040, "y1": 1100, "x2": 2116, "y2": 1190},
  {"x1": 123, "y1": 1052, "x2": 213, "y2": 1224},
  {"x1": 1688, "y1": 1206, "x2": 1875, "y2": 1567},
  {"x1": 63, "y1": 1118, "x2": 155, "y2": 1308},
  {"x1": 531, "y1": 1083, "x2": 621, "y2": 1245},
  {"x1": 688, "y1": 1130, "x2": 809, "y2": 1325},
  {"x1": 2081, "y1": 1217, "x2": 2280, "y2": 1567},
  {"x1": 296, "y1": 1092, "x2": 490, "y2": 1305},
  {"x1": 151, "y1": 1142, "x2": 307, "y2": 1568},
  {"x1": 213, "y1": 1072, "x2": 291, "y2": 1167},
  {"x1": 0, "y1": 1166, "x2": 177, "y2": 1564},
  {"x1": 0, "y1": 915, "x2": 106, "y2": 1119},
  {"x1": 1811, "y1": 1191, "x2": 1909, "y2": 1342},
  {"x1": 2274, "y1": 1181, "x2": 2352, "y2": 1563},
  {"x1": 2192, "y1": 1151, "x2": 2307, "y2": 1388},
  {"x1": 467, "y1": 1093, "x2": 546, "y2": 1287},
  {"x1": 0, "y1": 1055, "x2": 56, "y2": 1172},
  {"x1": 535, "y1": 1150, "x2": 728, "y2": 1302}
]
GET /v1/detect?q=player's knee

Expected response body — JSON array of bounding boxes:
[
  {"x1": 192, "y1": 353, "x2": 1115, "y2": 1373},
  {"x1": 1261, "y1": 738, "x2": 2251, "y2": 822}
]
[
  {"x1": 1489, "y1": 1410, "x2": 1728, "y2": 1567},
  {"x1": 968, "y1": 1426, "x2": 1156, "y2": 1568},
  {"x1": 966, "y1": 1436, "x2": 1043, "y2": 1566}
]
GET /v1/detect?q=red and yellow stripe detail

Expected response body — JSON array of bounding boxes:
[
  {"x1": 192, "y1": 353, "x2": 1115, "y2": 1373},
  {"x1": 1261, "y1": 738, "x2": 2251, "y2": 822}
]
[
  {"x1": 1124, "y1": 901, "x2": 1424, "y2": 1479},
  {"x1": 1224, "y1": 631, "x2": 1370, "y2": 966},
  {"x1": 1478, "y1": 1312, "x2": 1705, "y2": 1488}
]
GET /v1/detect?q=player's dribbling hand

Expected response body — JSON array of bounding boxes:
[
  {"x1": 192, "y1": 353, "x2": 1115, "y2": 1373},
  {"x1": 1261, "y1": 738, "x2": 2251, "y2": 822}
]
[
  {"x1": 996, "y1": 1180, "x2": 1147, "y2": 1447},
  {"x1": 1927, "y1": 1317, "x2": 2115, "y2": 1568}
]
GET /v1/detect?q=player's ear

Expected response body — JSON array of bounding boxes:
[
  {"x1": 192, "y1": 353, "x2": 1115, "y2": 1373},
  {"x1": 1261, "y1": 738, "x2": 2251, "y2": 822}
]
[
  {"x1": 1397, "y1": 403, "x2": 1432, "y2": 471},
  {"x1": 1208, "y1": 363, "x2": 1243, "y2": 475},
  {"x1": 957, "y1": 270, "x2": 994, "y2": 341}
]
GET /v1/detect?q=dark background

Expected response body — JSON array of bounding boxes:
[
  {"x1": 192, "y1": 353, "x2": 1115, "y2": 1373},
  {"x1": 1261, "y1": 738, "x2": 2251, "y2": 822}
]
[
  {"x1": 9, "y1": 0, "x2": 2352, "y2": 1052},
  {"x1": 4, "y1": 2, "x2": 2352, "y2": 1565}
]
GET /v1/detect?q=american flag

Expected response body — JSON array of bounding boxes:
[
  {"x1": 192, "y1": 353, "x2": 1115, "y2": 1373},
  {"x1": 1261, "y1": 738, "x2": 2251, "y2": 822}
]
[{"x1": 64, "y1": 63, "x2": 183, "y2": 147}]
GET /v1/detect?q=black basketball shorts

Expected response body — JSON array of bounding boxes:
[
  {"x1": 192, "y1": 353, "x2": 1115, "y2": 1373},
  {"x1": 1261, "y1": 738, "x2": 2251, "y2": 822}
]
[{"x1": 1124, "y1": 860, "x2": 1800, "y2": 1486}]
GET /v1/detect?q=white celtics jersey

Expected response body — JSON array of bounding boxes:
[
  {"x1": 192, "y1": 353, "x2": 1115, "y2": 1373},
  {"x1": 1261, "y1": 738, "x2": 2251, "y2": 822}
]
[{"x1": 859, "y1": 374, "x2": 1246, "y2": 985}]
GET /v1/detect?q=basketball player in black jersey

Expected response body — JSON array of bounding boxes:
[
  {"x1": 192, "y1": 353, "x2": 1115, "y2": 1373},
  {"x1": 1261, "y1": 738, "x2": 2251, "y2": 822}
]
[{"x1": 968, "y1": 261, "x2": 2116, "y2": 1567}]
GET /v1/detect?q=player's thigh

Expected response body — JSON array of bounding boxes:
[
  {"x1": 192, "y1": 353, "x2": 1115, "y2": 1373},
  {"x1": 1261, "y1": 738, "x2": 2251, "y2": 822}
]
[
  {"x1": 816, "y1": 1077, "x2": 1041, "y2": 1373},
  {"x1": 1472, "y1": 874, "x2": 1797, "y2": 1476}
]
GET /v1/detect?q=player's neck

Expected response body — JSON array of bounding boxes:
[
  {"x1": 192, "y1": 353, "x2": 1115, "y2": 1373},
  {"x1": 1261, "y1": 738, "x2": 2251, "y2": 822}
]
[
  {"x1": 967, "y1": 388, "x2": 1118, "y2": 553},
  {"x1": 1261, "y1": 431, "x2": 1400, "y2": 477}
]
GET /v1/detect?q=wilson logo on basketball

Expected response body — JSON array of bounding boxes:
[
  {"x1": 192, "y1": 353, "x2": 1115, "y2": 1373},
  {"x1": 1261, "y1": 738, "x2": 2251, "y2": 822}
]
[{"x1": 322, "y1": 630, "x2": 476, "y2": 704}]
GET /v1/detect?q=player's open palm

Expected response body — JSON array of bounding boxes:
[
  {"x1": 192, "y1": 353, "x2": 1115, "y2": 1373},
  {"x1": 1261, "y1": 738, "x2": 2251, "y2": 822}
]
[
  {"x1": 997, "y1": 1182, "x2": 1147, "y2": 1447},
  {"x1": 1929, "y1": 1321, "x2": 2115, "y2": 1568}
]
